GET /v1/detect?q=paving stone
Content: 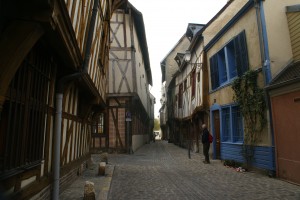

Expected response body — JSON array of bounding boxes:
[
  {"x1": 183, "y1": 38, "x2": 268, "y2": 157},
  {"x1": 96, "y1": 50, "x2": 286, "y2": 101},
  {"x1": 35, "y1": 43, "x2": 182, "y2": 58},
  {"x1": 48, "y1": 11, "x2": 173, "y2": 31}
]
[{"x1": 107, "y1": 141, "x2": 300, "y2": 200}]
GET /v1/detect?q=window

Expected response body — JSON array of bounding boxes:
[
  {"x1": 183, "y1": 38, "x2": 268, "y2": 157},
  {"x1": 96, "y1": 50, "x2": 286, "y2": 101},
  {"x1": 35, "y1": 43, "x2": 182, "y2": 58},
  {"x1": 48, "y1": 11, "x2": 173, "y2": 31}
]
[
  {"x1": 178, "y1": 84, "x2": 183, "y2": 108},
  {"x1": 0, "y1": 43, "x2": 55, "y2": 174},
  {"x1": 221, "y1": 105, "x2": 243, "y2": 143},
  {"x1": 191, "y1": 70, "x2": 196, "y2": 98},
  {"x1": 210, "y1": 30, "x2": 249, "y2": 90},
  {"x1": 98, "y1": 113, "x2": 104, "y2": 134},
  {"x1": 222, "y1": 107, "x2": 231, "y2": 142},
  {"x1": 184, "y1": 79, "x2": 187, "y2": 90},
  {"x1": 232, "y1": 107, "x2": 243, "y2": 142}
]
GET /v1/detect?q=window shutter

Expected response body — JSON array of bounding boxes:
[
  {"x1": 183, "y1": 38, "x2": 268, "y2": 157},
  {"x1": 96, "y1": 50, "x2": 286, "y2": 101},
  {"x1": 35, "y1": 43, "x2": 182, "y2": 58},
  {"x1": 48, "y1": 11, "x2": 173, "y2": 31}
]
[
  {"x1": 234, "y1": 30, "x2": 249, "y2": 76},
  {"x1": 210, "y1": 54, "x2": 219, "y2": 90}
]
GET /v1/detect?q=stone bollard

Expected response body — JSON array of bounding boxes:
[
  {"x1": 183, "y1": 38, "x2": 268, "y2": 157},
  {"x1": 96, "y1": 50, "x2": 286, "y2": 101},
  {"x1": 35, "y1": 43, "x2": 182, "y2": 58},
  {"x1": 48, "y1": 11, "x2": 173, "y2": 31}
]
[
  {"x1": 83, "y1": 181, "x2": 95, "y2": 200},
  {"x1": 100, "y1": 153, "x2": 108, "y2": 164},
  {"x1": 98, "y1": 162, "x2": 106, "y2": 176}
]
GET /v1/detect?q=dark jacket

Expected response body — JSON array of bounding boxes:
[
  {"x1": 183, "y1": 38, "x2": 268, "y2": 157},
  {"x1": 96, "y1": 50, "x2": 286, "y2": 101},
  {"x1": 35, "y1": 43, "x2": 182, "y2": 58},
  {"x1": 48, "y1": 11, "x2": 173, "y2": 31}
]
[{"x1": 202, "y1": 128, "x2": 209, "y2": 144}]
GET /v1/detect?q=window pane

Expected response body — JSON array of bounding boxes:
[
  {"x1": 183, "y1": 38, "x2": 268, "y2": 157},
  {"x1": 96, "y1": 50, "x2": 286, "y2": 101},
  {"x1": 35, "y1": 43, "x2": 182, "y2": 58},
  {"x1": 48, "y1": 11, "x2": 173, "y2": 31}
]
[
  {"x1": 226, "y1": 41, "x2": 237, "y2": 79},
  {"x1": 222, "y1": 107, "x2": 230, "y2": 142},
  {"x1": 232, "y1": 106, "x2": 243, "y2": 142},
  {"x1": 209, "y1": 55, "x2": 219, "y2": 90},
  {"x1": 218, "y1": 50, "x2": 227, "y2": 84}
]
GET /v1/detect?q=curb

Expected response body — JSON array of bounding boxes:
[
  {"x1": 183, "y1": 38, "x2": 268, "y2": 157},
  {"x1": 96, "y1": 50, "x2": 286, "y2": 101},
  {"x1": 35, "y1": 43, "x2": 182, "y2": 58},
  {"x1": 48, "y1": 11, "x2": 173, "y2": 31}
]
[{"x1": 98, "y1": 164, "x2": 115, "y2": 200}]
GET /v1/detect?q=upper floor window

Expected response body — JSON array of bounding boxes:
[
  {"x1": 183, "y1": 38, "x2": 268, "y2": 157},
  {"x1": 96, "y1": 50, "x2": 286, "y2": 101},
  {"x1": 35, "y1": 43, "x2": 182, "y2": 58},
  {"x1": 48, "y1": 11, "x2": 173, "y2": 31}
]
[
  {"x1": 178, "y1": 84, "x2": 183, "y2": 108},
  {"x1": 184, "y1": 79, "x2": 187, "y2": 90},
  {"x1": 191, "y1": 70, "x2": 196, "y2": 98},
  {"x1": 210, "y1": 30, "x2": 249, "y2": 90}
]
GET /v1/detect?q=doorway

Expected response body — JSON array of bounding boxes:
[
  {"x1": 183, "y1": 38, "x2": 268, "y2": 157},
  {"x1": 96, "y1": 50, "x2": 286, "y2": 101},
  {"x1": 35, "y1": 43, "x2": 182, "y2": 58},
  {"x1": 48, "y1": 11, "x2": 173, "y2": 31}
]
[{"x1": 213, "y1": 110, "x2": 221, "y2": 159}]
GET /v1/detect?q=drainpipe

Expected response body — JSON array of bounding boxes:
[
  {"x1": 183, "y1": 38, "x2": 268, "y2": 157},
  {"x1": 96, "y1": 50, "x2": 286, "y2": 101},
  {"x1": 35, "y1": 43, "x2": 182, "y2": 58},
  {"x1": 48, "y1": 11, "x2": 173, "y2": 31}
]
[
  {"x1": 52, "y1": 0, "x2": 99, "y2": 199},
  {"x1": 254, "y1": 0, "x2": 275, "y2": 173},
  {"x1": 254, "y1": 0, "x2": 271, "y2": 85}
]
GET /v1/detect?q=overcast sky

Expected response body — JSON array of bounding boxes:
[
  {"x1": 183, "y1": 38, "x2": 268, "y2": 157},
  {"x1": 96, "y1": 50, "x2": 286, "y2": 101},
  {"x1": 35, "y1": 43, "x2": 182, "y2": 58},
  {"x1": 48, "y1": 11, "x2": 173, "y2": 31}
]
[{"x1": 128, "y1": 0, "x2": 228, "y2": 118}]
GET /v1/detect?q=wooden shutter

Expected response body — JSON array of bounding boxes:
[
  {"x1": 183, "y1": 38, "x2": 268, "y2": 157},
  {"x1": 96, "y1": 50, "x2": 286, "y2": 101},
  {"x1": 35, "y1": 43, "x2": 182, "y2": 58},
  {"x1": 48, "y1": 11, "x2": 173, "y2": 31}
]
[
  {"x1": 209, "y1": 54, "x2": 219, "y2": 90},
  {"x1": 234, "y1": 30, "x2": 249, "y2": 76}
]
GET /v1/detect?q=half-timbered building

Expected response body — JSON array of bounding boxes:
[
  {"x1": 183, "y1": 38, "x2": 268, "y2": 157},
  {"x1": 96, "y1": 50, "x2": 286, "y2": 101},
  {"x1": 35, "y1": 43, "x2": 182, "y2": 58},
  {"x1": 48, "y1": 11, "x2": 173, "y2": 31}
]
[
  {"x1": 171, "y1": 24, "x2": 209, "y2": 153},
  {"x1": 108, "y1": 2, "x2": 154, "y2": 153},
  {"x1": 160, "y1": 35, "x2": 190, "y2": 144},
  {"x1": 0, "y1": 0, "x2": 125, "y2": 199}
]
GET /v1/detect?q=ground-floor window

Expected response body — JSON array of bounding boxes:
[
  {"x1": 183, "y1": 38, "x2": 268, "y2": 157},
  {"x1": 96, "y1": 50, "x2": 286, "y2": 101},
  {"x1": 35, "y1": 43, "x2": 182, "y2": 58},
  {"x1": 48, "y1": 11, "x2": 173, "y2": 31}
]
[{"x1": 221, "y1": 105, "x2": 243, "y2": 143}]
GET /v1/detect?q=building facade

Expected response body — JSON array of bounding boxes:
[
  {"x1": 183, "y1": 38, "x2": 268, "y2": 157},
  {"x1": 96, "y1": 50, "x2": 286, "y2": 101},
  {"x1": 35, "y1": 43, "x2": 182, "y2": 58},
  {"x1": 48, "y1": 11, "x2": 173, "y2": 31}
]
[
  {"x1": 160, "y1": 35, "x2": 190, "y2": 144},
  {"x1": 160, "y1": 0, "x2": 300, "y2": 185},
  {"x1": 203, "y1": 0, "x2": 300, "y2": 177},
  {"x1": 266, "y1": 4, "x2": 300, "y2": 185},
  {"x1": 108, "y1": 2, "x2": 154, "y2": 153},
  {"x1": 171, "y1": 24, "x2": 209, "y2": 153},
  {"x1": 0, "y1": 0, "x2": 125, "y2": 199}
]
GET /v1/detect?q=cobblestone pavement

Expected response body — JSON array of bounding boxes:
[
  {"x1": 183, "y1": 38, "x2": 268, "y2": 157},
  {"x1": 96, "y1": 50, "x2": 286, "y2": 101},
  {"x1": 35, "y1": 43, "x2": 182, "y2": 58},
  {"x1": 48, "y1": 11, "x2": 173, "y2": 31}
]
[
  {"x1": 107, "y1": 140, "x2": 300, "y2": 200},
  {"x1": 60, "y1": 154, "x2": 113, "y2": 200}
]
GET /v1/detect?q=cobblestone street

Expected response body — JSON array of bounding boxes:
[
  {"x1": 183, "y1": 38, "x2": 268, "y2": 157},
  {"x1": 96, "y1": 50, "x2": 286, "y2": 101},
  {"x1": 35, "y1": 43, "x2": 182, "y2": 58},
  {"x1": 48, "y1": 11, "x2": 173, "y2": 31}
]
[{"x1": 107, "y1": 140, "x2": 300, "y2": 200}]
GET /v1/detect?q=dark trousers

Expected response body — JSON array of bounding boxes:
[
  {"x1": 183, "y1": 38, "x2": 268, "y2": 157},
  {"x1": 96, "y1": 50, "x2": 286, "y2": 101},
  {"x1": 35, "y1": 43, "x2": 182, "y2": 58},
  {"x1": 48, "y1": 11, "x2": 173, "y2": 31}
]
[{"x1": 203, "y1": 143, "x2": 210, "y2": 162}]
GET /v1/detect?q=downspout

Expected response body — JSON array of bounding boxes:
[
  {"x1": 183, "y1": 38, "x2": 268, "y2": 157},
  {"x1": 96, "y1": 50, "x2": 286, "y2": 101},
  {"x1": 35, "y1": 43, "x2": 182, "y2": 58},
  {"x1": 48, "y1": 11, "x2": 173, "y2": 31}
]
[
  {"x1": 254, "y1": 0, "x2": 275, "y2": 173},
  {"x1": 254, "y1": 0, "x2": 271, "y2": 85},
  {"x1": 52, "y1": 0, "x2": 99, "y2": 199}
]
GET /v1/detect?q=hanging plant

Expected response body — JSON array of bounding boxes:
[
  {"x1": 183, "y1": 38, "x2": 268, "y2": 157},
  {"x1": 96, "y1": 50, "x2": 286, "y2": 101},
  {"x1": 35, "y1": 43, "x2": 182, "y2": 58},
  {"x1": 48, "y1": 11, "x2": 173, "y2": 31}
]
[{"x1": 232, "y1": 70, "x2": 267, "y2": 169}]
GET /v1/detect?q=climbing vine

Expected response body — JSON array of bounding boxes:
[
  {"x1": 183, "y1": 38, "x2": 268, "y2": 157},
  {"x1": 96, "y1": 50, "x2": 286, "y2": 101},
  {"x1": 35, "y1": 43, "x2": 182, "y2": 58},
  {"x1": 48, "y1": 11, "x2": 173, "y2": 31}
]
[{"x1": 232, "y1": 70, "x2": 267, "y2": 168}]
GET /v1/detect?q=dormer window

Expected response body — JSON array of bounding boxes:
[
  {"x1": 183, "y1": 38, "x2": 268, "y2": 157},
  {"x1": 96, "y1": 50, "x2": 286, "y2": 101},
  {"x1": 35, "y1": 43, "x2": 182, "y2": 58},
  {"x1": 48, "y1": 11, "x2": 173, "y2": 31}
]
[{"x1": 174, "y1": 53, "x2": 185, "y2": 67}]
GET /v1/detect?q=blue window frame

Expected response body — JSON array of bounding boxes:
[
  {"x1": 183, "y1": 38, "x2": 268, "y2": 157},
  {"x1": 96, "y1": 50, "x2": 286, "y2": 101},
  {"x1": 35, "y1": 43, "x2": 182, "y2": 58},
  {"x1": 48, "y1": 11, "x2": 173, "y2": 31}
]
[
  {"x1": 209, "y1": 30, "x2": 249, "y2": 90},
  {"x1": 221, "y1": 105, "x2": 243, "y2": 143}
]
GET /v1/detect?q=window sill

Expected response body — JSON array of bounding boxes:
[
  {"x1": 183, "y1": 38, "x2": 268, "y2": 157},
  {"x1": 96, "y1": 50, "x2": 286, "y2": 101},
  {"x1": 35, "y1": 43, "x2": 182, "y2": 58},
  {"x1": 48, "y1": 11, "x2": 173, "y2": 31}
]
[
  {"x1": 209, "y1": 78, "x2": 237, "y2": 94},
  {"x1": 221, "y1": 141, "x2": 243, "y2": 145}
]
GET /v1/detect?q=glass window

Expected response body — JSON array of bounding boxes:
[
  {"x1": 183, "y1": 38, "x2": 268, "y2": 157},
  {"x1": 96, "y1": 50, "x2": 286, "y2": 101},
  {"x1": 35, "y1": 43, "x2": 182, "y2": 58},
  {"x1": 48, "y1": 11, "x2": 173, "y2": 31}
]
[
  {"x1": 209, "y1": 30, "x2": 248, "y2": 90},
  {"x1": 232, "y1": 106, "x2": 243, "y2": 142},
  {"x1": 222, "y1": 107, "x2": 230, "y2": 142},
  {"x1": 221, "y1": 105, "x2": 243, "y2": 143},
  {"x1": 178, "y1": 84, "x2": 183, "y2": 108}
]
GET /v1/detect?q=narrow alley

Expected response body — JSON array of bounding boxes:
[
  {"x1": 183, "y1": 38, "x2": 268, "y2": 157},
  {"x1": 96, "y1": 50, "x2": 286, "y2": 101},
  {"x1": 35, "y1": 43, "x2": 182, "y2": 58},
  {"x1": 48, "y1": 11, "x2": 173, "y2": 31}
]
[{"x1": 104, "y1": 141, "x2": 299, "y2": 200}]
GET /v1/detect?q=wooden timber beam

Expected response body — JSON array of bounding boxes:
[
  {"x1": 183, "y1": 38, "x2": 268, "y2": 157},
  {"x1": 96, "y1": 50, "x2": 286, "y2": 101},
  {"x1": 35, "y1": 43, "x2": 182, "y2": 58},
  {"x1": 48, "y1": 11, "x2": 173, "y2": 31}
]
[{"x1": 0, "y1": 21, "x2": 44, "y2": 112}]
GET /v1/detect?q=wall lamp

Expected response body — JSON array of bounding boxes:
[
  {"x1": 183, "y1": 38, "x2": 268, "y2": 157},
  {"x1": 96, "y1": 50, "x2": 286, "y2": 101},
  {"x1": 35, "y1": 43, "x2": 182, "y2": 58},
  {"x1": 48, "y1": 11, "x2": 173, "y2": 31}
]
[{"x1": 184, "y1": 50, "x2": 203, "y2": 70}]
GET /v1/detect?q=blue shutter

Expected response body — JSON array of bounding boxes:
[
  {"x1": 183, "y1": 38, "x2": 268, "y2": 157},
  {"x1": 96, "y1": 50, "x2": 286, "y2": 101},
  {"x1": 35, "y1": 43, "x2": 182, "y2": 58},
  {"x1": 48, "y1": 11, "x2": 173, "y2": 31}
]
[
  {"x1": 234, "y1": 30, "x2": 249, "y2": 76},
  {"x1": 210, "y1": 54, "x2": 219, "y2": 90}
]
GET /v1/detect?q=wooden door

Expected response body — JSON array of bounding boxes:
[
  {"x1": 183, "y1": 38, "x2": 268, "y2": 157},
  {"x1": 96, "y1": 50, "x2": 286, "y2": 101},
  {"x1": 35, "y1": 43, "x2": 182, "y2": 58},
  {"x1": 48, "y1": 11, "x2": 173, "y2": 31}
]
[
  {"x1": 213, "y1": 110, "x2": 221, "y2": 159},
  {"x1": 272, "y1": 90, "x2": 300, "y2": 184}
]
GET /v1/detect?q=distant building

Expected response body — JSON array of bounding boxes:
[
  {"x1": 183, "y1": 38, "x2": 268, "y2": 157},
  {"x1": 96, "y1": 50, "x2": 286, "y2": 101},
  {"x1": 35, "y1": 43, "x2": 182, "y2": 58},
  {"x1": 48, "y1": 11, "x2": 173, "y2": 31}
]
[{"x1": 160, "y1": 35, "x2": 190, "y2": 143}]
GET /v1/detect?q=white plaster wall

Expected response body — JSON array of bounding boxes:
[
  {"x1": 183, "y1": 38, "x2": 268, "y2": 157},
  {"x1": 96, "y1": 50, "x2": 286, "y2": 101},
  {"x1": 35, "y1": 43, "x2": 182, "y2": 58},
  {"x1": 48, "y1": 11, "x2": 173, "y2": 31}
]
[{"x1": 132, "y1": 134, "x2": 149, "y2": 152}]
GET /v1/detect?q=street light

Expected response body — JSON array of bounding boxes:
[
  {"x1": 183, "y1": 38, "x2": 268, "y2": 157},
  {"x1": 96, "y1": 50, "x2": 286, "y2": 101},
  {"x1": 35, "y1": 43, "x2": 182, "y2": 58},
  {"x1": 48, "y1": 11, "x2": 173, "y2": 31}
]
[{"x1": 184, "y1": 50, "x2": 202, "y2": 70}]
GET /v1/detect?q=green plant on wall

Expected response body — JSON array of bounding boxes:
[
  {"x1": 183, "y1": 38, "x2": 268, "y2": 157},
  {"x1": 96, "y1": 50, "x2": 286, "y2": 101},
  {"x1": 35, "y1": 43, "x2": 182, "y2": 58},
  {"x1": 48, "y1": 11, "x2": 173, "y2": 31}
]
[{"x1": 232, "y1": 70, "x2": 267, "y2": 169}]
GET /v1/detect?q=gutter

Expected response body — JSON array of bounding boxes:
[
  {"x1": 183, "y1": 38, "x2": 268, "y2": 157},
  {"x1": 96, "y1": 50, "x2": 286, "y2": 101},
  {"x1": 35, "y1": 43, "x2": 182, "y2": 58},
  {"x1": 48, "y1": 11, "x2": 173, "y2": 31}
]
[{"x1": 52, "y1": 0, "x2": 99, "y2": 199}]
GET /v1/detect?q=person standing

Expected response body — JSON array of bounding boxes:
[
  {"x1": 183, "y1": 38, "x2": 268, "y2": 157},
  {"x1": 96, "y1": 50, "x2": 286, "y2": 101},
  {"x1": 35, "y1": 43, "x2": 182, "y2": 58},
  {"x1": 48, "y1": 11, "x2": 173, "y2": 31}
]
[{"x1": 201, "y1": 124, "x2": 210, "y2": 164}]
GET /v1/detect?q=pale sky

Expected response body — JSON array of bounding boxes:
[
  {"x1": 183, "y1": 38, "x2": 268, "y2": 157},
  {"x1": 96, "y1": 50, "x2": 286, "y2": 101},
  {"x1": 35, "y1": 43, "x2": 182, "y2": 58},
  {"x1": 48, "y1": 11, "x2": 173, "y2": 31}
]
[{"x1": 128, "y1": 0, "x2": 228, "y2": 118}]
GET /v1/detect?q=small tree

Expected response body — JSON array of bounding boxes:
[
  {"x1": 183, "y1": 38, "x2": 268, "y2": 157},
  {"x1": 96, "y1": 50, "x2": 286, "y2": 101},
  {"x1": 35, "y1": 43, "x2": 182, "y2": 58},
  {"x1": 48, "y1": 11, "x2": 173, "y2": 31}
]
[
  {"x1": 232, "y1": 70, "x2": 267, "y2": 169},
  {"x1": 153, "y1": 118, "x2": 160, "y2": 131}
]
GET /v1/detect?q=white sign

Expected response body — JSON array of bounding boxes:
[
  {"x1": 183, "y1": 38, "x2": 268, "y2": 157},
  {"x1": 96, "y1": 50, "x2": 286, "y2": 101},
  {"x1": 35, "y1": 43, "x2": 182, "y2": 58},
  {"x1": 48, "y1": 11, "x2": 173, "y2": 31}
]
[{"x1": 125, "y1": 111, "x2": 132, "y2": 122}]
